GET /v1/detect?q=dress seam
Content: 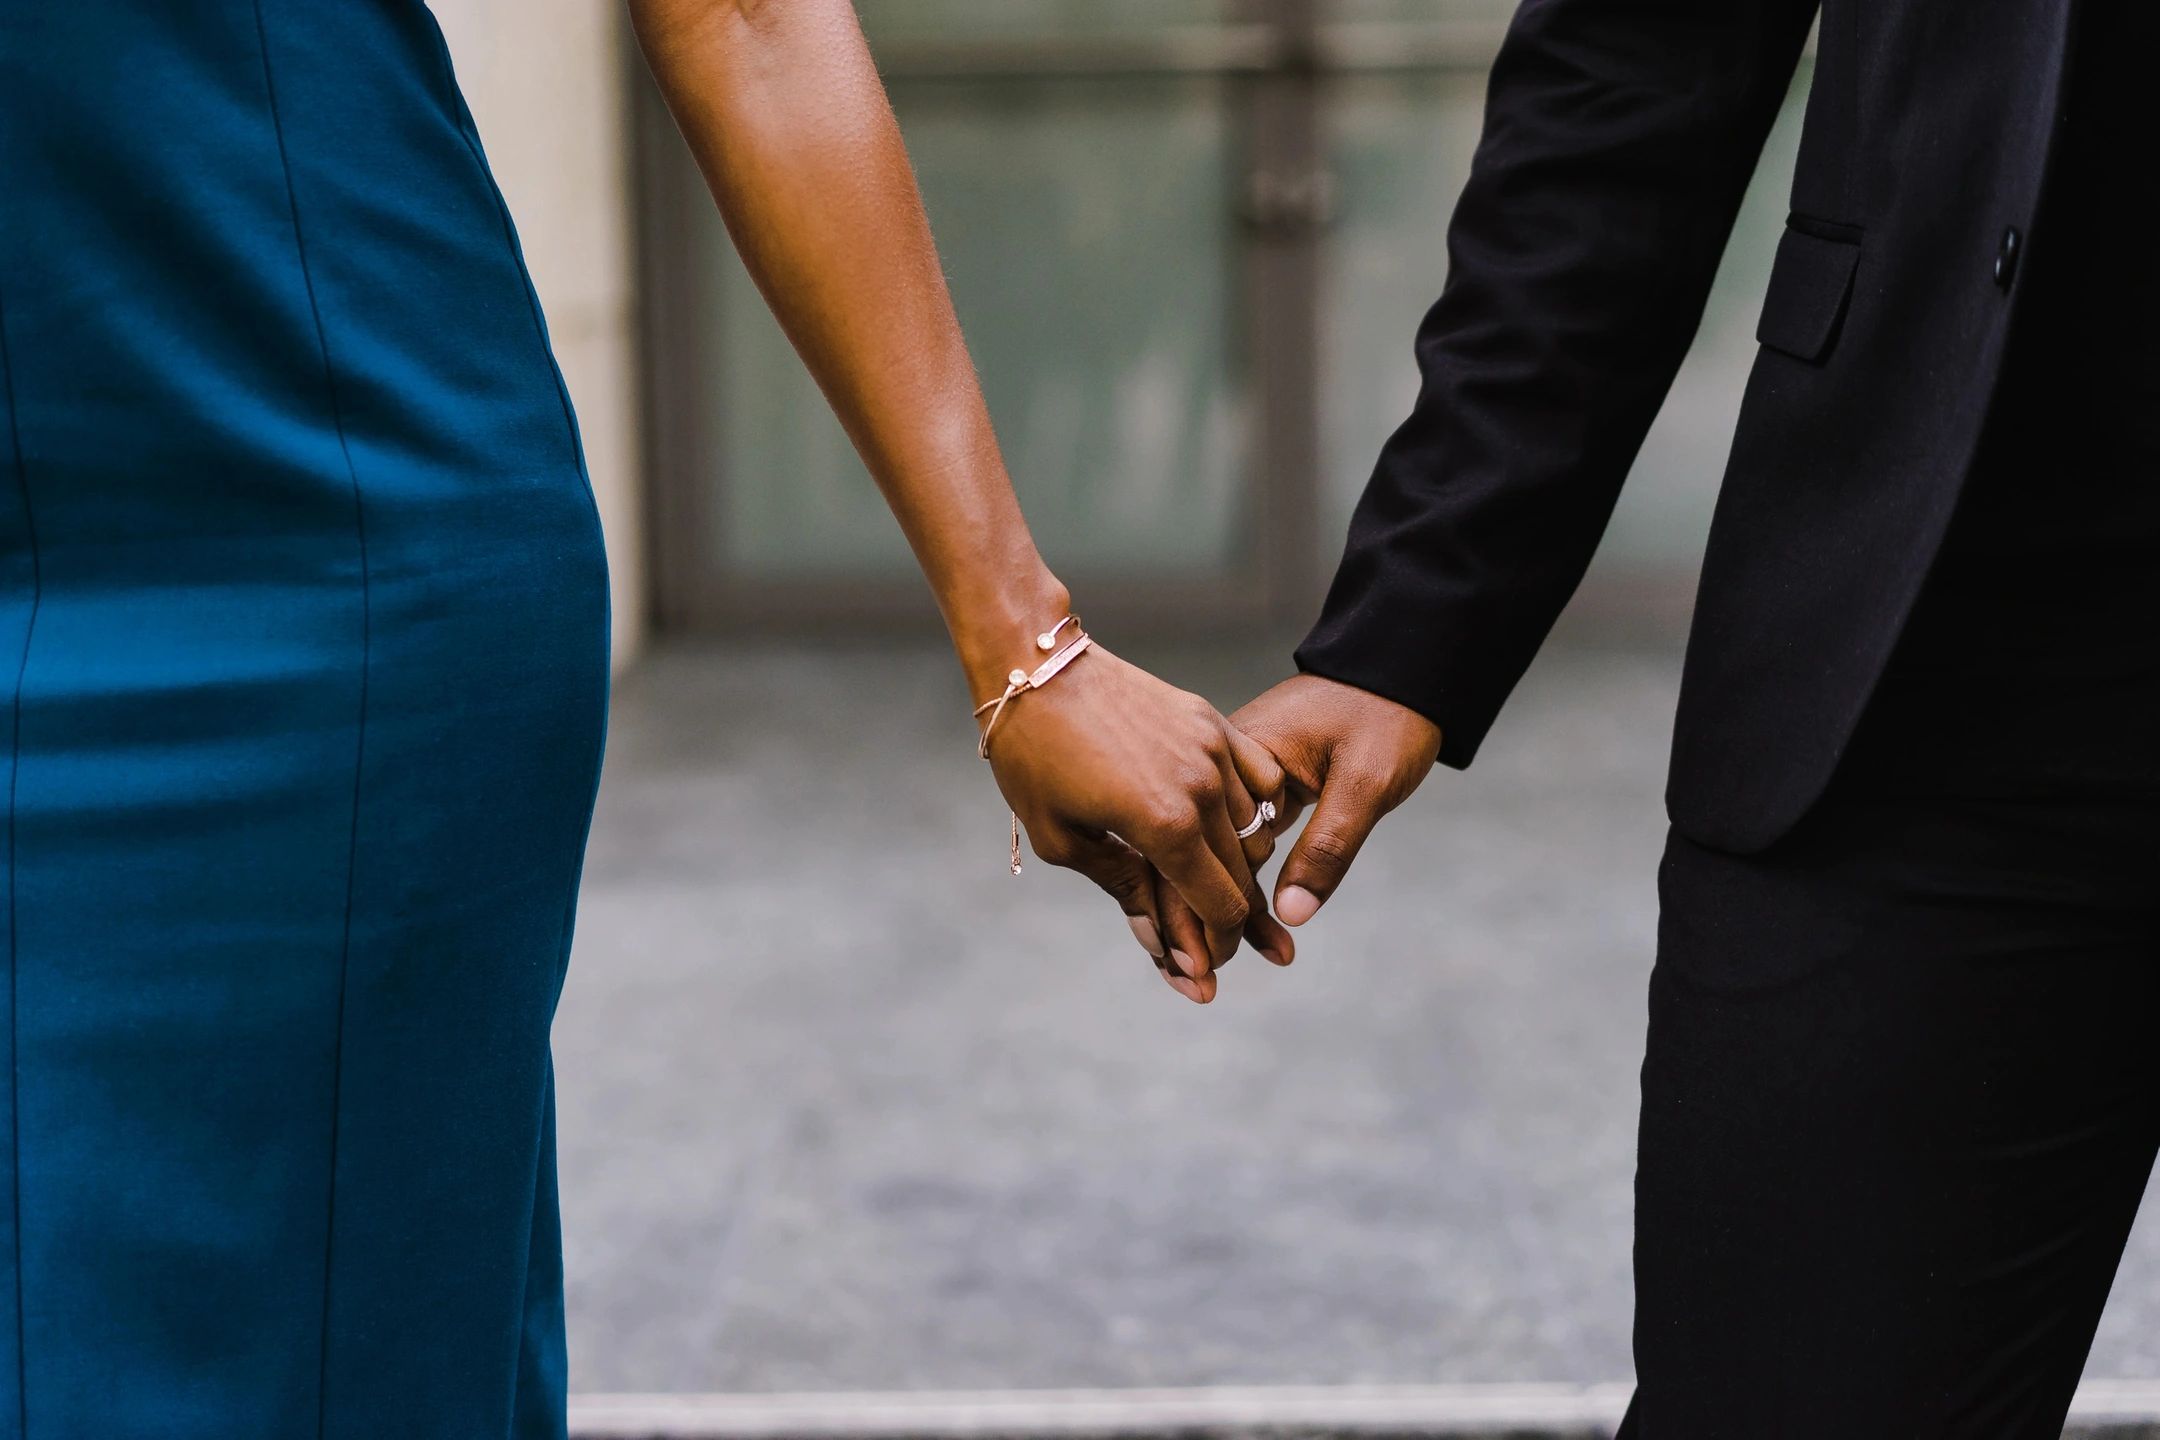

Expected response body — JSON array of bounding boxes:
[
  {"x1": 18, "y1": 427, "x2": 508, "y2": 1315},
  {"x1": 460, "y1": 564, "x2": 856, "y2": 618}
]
[
  {"x1": 249, "y1": 7, "x2": 375, "y2": 1437},
  {"x1": 0, "y1": 267, "x2": 44, "y2": 1440}
]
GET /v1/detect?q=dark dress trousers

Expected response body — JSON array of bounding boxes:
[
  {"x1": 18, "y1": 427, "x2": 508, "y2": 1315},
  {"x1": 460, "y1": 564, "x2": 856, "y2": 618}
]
[{"x1": 1295, "y1": 0, "x2": 2072, "y2": 853}]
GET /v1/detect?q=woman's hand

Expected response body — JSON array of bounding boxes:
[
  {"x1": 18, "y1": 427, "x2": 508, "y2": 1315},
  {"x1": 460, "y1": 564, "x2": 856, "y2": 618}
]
[{"x1": 977, "y1": 645, "x2": 1295, "y2": 1004}]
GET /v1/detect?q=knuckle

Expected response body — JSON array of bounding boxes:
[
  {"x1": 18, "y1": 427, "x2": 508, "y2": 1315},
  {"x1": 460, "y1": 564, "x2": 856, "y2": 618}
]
[
  {"x1": 1168, "y1": 761, "x2": 1216, "y2": 797},
  {"x1": 1104, "y1": 865, "x2": 1148, "y2": 906},
  {"x1": 1216, "y1": 894, "x2": 1252, "y2": 930},
  {"x1": 1299, "y1": 826, "x2": 1359, "y2": 872},
  {"x1": 1142, "y1": 797, "x2": 1201, "y2": 841}
]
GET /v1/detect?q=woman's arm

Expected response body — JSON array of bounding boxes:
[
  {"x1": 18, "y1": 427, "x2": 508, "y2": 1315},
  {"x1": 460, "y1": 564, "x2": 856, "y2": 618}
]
[{"x1": 627, "y1": 0, "x2": 1292, "y2": 998}]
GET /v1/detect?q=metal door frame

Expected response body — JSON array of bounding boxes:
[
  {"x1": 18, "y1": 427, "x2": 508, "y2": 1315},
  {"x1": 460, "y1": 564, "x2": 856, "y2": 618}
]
[{"x1": 630, "y1": 3, "x2": 1510, "y2": 638}]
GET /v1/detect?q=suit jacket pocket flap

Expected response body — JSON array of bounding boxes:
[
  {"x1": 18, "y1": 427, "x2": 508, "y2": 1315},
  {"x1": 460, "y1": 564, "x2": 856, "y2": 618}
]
[{"x1": 1756, "y1": 225, "x2": 1861, "y2": 363}]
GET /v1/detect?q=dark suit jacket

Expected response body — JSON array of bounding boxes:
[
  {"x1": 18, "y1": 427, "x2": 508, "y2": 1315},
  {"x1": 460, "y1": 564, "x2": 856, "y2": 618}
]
[{"x1": 1295, "y1": 0, "x2": 2075, "y2": 853}]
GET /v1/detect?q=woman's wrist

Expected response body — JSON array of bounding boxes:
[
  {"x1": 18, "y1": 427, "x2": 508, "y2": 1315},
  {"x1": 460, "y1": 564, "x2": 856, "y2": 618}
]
[{"x1": 949, "y1": 567, "x2": 1074, "y2": 701}]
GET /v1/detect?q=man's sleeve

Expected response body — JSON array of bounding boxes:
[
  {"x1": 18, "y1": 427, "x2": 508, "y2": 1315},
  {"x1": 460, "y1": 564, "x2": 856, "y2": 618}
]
[{"x1": 1294, "y1": 0, "x2": 1820, "y2": 769}]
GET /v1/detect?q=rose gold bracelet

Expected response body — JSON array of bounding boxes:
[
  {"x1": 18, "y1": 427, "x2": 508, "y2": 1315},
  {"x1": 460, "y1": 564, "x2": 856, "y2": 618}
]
[{"x1": 973, "y1": 615, "x2": 1092, "y2": 874}]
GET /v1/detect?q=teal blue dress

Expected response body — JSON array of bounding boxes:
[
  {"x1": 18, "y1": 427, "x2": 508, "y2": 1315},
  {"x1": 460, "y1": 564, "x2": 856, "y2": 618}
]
[{"x1": 0, "y1": 4, "x2": 611, "y2": 1436}]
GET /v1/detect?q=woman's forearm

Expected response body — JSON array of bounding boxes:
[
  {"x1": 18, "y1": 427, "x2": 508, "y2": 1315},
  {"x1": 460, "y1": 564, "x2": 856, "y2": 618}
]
[
  {"x1": 628, "y1": 0, "x2": 1292, "y2": 994},
  {"x1": 628, "y1": 0, "x2": 1064, "y2": 690}
]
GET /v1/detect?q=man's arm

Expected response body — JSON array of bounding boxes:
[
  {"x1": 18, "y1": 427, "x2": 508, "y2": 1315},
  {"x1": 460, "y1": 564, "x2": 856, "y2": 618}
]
[
  {"x1": 1297, "y1": 0, "x2": 1819, "y2": 769},
  {"x1": 1167, "y1": 0, "x2": 1820, "y2": 948}
]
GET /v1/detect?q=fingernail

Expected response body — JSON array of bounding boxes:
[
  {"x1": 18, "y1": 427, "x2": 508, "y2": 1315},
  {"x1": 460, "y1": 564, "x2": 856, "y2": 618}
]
[
  {"x1": 1171, "y1": 948, "x2": 1208, "y2": 981},
  {"x1": 1277, "y1": 885, "x2": 1322, "y2": 927},
  {"x1": 1166, "y1": 973, "x2": 1206, "y2": 1003},
  {"x1": 1259, "y1": 935, "x2": 1295, "y2": 967},
  {"x1": 1128, "y1": 915, "x2": 1165, "y2": 958}
]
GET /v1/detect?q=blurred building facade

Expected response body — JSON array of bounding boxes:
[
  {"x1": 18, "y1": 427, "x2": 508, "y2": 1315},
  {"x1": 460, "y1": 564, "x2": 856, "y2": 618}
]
[{"x1": 435, "y1": 0, "x2": 1811, "y2": 661}]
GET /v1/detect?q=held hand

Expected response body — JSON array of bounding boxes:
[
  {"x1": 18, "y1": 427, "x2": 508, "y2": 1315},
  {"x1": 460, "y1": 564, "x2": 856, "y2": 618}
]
[
  {"x1": 1232, "y1": 675, "x2": 1442, "y2": 926},
  {"x1": 979, "y1": 646, "x2": 1288, "y2": 1002},
  {"x1": 1144, "y1": 674, "x2": 1439, "y2": 993}
]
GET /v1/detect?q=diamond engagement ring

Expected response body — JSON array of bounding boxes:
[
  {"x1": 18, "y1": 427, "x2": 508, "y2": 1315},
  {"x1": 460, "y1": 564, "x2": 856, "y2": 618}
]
[{"x1": 1235, "y1": 799, "x2": 1278, "y2": 841}]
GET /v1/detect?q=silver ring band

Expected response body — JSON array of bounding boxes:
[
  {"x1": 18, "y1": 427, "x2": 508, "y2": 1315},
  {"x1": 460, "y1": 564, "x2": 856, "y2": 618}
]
[{"x1": 1234, "y1": 799, "x2": 1278, "y2": 841}]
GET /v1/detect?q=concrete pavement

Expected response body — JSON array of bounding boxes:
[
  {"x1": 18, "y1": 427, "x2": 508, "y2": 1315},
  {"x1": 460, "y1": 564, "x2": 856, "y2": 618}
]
[{"x1": 553, "y1": 638, "x2": 2160, "y2": 1404}]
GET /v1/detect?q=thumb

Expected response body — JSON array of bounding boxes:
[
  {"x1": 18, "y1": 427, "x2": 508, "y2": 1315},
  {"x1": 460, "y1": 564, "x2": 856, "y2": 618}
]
[{"x1": 1274, "y1": 770, "x2": 1383, "y2": 927}]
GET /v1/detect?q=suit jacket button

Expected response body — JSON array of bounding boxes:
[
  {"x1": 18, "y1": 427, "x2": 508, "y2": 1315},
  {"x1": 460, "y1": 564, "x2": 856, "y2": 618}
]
[{"x1": 1994, "y1": 226, "x2": 2021, "y2": 288}]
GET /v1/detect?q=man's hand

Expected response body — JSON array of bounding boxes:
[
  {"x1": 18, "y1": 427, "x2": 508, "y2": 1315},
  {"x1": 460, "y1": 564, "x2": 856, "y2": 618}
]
[{"x1": 1231, "y1": 675, "x2": 1442, "y2": 928}]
